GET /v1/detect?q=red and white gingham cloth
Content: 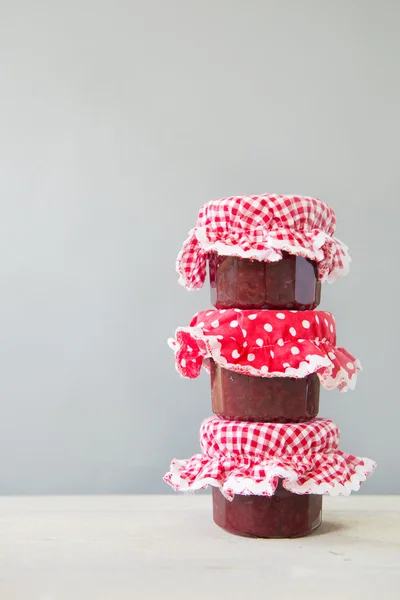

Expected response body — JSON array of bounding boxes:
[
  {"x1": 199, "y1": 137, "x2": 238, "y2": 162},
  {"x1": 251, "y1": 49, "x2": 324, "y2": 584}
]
[
  {"x1": 176, "y1": 194, "x2": 350, "y2": 289},
  {"x1": 164, "y1": 417, "x2": 376, "y2": 500},
  {"x1": 168, "y1": 309, "x2": 361, "y2": 391}
]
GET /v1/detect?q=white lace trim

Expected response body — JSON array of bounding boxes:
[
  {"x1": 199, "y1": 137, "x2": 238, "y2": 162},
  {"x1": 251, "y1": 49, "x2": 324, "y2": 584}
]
[
  {"x1": 195, "y1": 227, "x2": 351, "y2": 284},
  {"x1": 166, "y1": 457, "x2": 376, "y2": 500}
]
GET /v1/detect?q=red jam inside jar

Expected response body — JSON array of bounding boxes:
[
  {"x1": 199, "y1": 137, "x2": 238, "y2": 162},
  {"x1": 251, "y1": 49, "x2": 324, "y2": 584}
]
[
  {"x1": 209, "y1": 252, "x2": 321, "y2": 310},
  {"x1": 212, "y1": 483, "x2": 322, "y2": 538},
  {"x1": 210, "y1": 361, "x2": 320, "y2": 423}
]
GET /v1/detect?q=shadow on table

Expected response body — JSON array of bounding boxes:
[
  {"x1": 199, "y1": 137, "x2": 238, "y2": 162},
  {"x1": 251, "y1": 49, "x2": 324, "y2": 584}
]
[{"x1": 312, "y1": 519, "x2": 348, "y2": 536}]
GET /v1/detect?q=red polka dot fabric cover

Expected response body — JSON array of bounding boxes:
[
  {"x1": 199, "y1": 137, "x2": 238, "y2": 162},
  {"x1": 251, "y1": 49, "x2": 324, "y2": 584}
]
[
  {"x1": 164, "y1": 417, "x2": 376, "y2": 500},
  {"x1": 176, "y1": 194, "x2": 350, "y2": 289},
  {"x1": 168, "y1": 309, "x2": 361, "y2": 391}
]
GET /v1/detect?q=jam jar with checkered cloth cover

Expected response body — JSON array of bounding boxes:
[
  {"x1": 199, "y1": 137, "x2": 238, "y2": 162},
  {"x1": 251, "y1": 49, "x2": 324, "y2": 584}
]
[
  {"x1": 164, "y1": 417, "x2": 375, "y2": 538},
  {"x1": 176, "y1": 194, "x2": 350, "y2": 309}
]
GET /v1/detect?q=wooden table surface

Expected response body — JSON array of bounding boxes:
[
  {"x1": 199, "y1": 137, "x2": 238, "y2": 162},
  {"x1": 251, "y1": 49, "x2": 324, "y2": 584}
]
[{"x1": 0, "y1": 495, "x2": 398, "y2": 599}]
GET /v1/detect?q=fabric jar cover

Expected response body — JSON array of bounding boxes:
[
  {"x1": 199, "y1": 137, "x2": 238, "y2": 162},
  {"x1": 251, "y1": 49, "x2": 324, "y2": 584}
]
[
  {"x1": 168, "y1": 309, "x2": 361, "y2": 391},
  {"x1": 176, "y1": 194, "x2": 350, "y2": 289},
  {"x1": 164, "y1": 417, "x2": 376, "y2": 500}
]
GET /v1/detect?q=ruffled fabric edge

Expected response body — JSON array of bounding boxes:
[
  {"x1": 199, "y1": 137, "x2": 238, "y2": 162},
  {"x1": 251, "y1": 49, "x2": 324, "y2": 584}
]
[
  {"x1": 176, "y1": 230, "x2": 207, "y2": 290},
  {"x1": 164, "y1": 454, "x2": 376, "y2": 501},
  {"x1": 168, "y1": 328, "x2": 361, "y2": 392},
  {"x1": 176, "y1": 227, "x2": 351, "y2": 289}
]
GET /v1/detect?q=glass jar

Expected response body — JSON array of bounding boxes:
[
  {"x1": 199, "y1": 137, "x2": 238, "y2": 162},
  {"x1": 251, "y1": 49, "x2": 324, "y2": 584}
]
[
  {"x1": 209, "y1": 252, "x2": 321, "y2": 310},
  {"x1": 212, "y1": 483, "x2": 322, "y2": 538},
  {"x1": 210, "y1": 361, "x2": 320, "y2": 422}
]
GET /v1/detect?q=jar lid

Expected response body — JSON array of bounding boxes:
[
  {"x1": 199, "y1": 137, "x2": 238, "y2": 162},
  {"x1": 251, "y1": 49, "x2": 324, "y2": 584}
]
[
  {"x1": 176, "y1": 194, "x2": 350, "y2": 288},
  {"x1": 168, "y1": 309, "x2": 361, "y2": 391},
  {"x1": 164, "y1": 417, "x2": 376, "y2": 500}
]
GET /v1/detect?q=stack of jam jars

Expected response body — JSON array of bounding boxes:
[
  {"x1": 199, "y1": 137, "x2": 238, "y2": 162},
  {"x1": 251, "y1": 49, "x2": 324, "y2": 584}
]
[{"x1": 165, "y1": 194, "x2": 375, "y2": 538}]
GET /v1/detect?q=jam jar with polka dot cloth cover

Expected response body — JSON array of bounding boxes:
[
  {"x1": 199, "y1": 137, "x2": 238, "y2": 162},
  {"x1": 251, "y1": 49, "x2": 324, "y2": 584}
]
[{"x1": 169, "y1": 308, "x2": 362, "y2": 419}]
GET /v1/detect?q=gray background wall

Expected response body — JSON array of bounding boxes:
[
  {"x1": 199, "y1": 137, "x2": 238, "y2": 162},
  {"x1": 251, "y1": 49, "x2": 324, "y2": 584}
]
[{"x1": 0, "y1": 0, "x2": 398, "y2": 494}]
